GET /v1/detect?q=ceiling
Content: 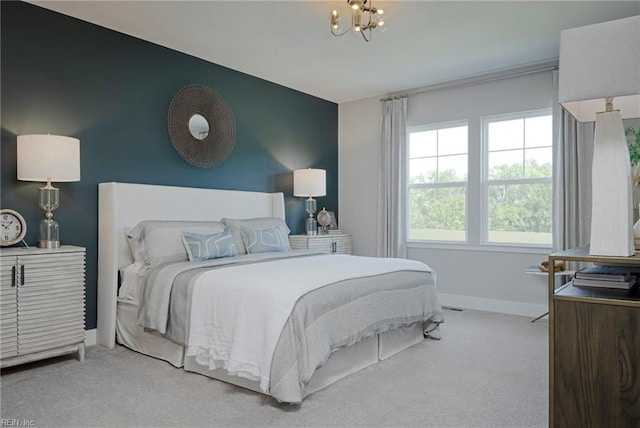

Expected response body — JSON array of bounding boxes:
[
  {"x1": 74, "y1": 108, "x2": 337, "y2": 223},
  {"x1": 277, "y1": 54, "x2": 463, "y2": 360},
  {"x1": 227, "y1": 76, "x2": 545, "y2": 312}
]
[{"x1": 27, "y1": 1, "x2": 640, "y2": 104}]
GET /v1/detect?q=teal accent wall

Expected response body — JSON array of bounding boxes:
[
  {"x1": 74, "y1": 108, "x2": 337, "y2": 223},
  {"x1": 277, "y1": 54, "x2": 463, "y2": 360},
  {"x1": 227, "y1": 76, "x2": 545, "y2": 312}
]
[{"x1": 0, "y1": 2, "x2": 338, "y2": 330}]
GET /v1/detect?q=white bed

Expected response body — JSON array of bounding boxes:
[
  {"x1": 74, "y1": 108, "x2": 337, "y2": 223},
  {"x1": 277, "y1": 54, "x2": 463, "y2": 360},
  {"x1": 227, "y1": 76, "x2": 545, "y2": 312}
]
[{"x1": 97, "y1": 182, "x2": 442, "y2": 403}]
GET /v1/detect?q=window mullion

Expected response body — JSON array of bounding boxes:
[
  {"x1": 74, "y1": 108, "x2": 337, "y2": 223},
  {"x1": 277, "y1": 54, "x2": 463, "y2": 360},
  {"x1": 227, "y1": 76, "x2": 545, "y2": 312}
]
[
  {"x1": 487, "y1": 177, "x2": 552, "y2": 186},
  {"x1": 409, "y1": 182, "x2": 467, "y2": 190},
  {"x1": 467, "y1": 118, "x2": 483, "y2": 244}
]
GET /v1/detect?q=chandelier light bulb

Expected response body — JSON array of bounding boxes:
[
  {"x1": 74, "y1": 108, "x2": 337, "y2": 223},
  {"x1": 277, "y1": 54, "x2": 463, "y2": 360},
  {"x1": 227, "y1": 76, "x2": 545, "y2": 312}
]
[{"x1": 330, "y1": 0, "x2": 385, "y2": 42}]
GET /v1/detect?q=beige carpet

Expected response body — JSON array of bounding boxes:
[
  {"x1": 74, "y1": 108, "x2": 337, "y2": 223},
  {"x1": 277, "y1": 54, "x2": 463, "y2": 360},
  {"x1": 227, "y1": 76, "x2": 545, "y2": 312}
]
[{"x1": 0, "y1": 308, "x2": 548, "y2": 428}]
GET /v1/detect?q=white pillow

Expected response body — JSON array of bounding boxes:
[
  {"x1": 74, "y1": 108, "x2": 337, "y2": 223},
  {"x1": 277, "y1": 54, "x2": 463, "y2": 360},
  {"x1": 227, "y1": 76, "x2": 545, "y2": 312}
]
[
  {"x1": 222, "y1": 217, "x2": 290, "y2": 255},
  {"x1": 127, "y1": 220, "x2": 226, "y2": 266},
  {"x1": 118, "y1": 262, "x2": 147, "y2": 301}
]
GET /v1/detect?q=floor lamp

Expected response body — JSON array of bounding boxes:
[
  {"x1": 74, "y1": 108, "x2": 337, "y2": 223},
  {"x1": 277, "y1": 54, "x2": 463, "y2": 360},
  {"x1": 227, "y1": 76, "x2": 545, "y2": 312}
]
[{"x1": 558, "y1": 15, "x2": 640, "y2": 257}]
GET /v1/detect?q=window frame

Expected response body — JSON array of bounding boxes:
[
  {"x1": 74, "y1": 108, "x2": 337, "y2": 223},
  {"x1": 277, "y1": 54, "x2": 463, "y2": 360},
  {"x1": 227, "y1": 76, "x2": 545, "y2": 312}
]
[
  {"x1": 481, "y1": 109, "x2": 553, "y2": 247},
  {"x1": 406, "y1": 109, "x2": 553, "y2": 251},
  {"x1": 406, "y1": 120, "x2": 469, "y2": 243}
]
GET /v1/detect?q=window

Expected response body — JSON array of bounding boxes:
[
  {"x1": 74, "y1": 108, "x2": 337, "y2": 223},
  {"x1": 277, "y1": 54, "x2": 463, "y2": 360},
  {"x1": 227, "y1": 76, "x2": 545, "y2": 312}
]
[
  {"x1": 408, "y1": 122, "x2": 468, "y2": 241},
  {"x1": 407, "y1": 109, "x2": 552, "y2": 247},
  {"x1": 484, "y1": 111, "x2": 552, "y2": 245}
]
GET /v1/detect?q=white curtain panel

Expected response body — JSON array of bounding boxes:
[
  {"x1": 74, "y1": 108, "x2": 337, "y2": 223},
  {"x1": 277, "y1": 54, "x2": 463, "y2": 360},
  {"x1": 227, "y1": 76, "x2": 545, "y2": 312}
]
[
  {"x1": 552, "y1": 69, "x2": 594, "y2": 252},
  {"x1": 377, "y1": 97, "x2": 408, "y2": 258}
]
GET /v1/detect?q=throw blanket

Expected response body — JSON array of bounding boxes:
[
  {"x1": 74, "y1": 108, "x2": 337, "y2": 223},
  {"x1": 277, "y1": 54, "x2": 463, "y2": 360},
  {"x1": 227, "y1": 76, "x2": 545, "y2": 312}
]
[
  {"x1": 185, "y1": 254, "x2": 434, "y2": 394},
  {"x1": 138, "y1": 251, "x2": 319, "y2": 334}
]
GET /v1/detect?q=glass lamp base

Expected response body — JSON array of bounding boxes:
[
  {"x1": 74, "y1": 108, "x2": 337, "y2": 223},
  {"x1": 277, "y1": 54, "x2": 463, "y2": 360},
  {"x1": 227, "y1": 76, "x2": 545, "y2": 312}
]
[
  {"x1": 306, "y1": 217, "x2": 317, "y2": 236},
  {"x1": 304, "y1": 197, "x2": 318, "y2": 235},
  {"x1": 38, "y1": 218, "x2": 60, "y2": 249},
  {"x1": 38, "y1": 240, "x2": 60, "y2": 249}
]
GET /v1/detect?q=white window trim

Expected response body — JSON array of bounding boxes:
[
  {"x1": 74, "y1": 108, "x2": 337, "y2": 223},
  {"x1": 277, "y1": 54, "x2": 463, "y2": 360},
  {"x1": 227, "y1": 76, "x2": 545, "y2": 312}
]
[
  {"x1": 406, "y1": 240, "x2": 552, "y2": 255},
  {"x1": 481, "y1": 108, "x2": 553, "y2": 246},
  {"x1": 406, "y1": 109, "x2": 553, "y2": 251},
  {"x1": 407, "y1": 120, "x2": 469, "y2": 243}
]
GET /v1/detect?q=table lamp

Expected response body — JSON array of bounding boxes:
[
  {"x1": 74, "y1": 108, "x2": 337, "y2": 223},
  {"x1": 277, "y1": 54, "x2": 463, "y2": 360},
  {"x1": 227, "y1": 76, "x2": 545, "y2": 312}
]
[
  {"x1": 293, "y1": 168, "x2": 326, "y2": 235},
  {"x1": 558, "y1": 15, "x2": 640, "y2": 257},
  {"x1": 17, "y1": 134, "x2": 81, "y2": 248}
]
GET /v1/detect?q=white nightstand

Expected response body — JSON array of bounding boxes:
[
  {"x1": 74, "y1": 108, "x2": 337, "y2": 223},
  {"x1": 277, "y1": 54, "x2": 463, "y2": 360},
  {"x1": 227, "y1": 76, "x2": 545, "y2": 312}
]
[
  {"x1": 289, "y1": 233, "x2": 352, "y2": 255},
  {"x1": 0, "y1": 245, "x2": 86, "y2": 368}
]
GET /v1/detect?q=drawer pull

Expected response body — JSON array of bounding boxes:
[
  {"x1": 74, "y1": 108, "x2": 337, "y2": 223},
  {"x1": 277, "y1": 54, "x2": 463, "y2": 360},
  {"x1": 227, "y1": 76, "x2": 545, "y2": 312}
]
[{"x1": 11, "y1": 265, "x2": 25, "y2": 287}]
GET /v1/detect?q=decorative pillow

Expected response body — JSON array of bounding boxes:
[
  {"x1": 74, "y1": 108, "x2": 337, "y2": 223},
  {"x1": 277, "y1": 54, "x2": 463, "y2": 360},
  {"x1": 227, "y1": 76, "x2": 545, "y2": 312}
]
[
  {"x1": 181, "y1": 229, "x2": 238, "y2": 261},
  {"x1": 222, "y1": 217, "x2": 291, "y2": 255},
  {"x1": 240, "y1": 226, "x2": 290, "y2": 254},
  {"x1": 127, "y1": 220, "x2": 226, "y2": 266}
]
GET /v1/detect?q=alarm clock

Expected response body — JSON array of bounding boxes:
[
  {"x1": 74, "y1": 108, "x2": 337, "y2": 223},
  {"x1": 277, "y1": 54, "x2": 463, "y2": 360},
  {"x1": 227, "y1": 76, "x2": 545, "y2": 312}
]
[{"x1": 0, "y1": 209, "x2": 27, "y2": 246}]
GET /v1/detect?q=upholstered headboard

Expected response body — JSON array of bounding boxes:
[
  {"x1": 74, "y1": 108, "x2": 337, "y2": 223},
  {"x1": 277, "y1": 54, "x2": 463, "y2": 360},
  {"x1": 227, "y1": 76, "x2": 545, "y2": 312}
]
[{"x1": 96, "y1": 182, "x2": 286, "y2": 347}]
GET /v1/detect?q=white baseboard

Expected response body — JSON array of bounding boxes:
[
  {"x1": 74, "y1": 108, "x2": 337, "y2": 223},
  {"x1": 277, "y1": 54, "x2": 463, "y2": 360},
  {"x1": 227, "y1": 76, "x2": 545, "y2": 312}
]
[
  {"x1": 438, "y1": 293, "x2": 547, "y2": 318},
  {"x1": 85, "y1": 329, "x2": 97, "y2": 347}
]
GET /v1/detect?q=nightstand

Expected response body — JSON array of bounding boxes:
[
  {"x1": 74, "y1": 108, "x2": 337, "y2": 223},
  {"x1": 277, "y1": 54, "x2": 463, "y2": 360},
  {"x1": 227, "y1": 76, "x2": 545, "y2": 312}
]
[
  {"x1": 0, "y1": 245, "x2": 86, "y2": 368},
  {"x1": 289, "y1": 233, "x2": 352, "y2": 254}
]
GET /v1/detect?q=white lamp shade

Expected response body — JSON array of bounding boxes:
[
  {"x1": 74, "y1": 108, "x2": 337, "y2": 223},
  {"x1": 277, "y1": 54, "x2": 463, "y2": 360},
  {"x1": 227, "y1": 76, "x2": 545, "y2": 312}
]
[
  {"x1": 17, "y1": 134, "x2": 81, "y2": 182},
  {"x1": 293, "y1": 168, "x2": 326, "y2": 197},
  {"x1": 558, "y1": 15, "x2": 640, "y2": 122}
]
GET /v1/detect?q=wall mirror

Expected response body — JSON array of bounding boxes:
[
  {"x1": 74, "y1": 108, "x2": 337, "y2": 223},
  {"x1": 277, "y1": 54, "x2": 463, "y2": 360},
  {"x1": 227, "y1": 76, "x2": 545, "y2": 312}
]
[
  {"x1": 167, "y1": 84, "x2": 236, "y2": 168},
  {"x1": 188, "y1": 114, "x2": 209, "y2": 140}
]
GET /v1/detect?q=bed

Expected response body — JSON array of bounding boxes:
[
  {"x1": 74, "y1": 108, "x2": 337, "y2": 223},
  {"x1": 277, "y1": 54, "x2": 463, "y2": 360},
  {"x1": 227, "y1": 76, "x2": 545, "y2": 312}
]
[{"x1": 96, "y1": 182, "x2": 443, "y2": 403}]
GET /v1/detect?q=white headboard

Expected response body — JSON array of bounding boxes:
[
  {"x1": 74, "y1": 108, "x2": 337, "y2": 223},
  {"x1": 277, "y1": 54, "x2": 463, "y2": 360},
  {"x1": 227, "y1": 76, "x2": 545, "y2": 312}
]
[{"x1": 96, "y1": 182, "x2": 286, "y2": 348}]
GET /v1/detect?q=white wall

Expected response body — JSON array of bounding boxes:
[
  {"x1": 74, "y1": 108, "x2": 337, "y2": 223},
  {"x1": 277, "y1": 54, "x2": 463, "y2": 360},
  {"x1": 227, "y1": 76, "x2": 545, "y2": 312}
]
[
  {"x1": 338, "y1": 97, "x2": 382, "y2": 257},
  {"x1": 339, "y1": 71, "x2": 556, "y2": 317}
]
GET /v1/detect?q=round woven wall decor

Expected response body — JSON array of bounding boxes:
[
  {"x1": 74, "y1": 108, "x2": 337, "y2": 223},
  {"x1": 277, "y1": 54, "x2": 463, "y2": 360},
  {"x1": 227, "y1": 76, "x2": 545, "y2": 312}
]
[{"x1": 167, "y1": 84, "x2": 236, "y2": 168}]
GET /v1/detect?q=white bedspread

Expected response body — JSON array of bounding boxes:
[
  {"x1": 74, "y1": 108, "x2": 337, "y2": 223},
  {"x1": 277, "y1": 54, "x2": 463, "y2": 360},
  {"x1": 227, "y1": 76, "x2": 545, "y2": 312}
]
[{"x1": 186, "y1": 254, "x2": 432, "y2": 393}]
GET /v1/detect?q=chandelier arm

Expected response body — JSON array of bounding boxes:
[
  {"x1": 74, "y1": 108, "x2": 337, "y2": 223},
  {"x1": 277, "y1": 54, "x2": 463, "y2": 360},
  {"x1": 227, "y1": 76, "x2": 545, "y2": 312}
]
[{"x1": 331, "y1": 27, "x2": 352, "y2": 37}]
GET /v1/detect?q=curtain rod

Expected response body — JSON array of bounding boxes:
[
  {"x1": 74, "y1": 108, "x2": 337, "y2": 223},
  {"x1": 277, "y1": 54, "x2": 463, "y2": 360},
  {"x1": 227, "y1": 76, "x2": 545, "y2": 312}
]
[
  {"x1": 379, "y1": 95, "x2": 408, "y2": 102},
  {"x1": 381, "y1": 60, "x2": 559, "y2": 101}
]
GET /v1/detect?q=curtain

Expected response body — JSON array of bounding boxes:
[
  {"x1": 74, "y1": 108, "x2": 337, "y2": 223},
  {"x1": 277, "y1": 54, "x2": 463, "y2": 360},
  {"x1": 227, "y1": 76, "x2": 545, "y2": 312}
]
[
  {"x1": 552, "y1": 69, "x2": 594, "y2": 252},
  {"x1": 377, "y1": 96, "x2": 408, "y2": 258}
]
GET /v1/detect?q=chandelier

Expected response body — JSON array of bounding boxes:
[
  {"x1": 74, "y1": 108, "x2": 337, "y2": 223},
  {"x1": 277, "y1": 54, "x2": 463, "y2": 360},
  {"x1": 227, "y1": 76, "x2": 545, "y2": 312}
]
[{"x1": 330, "y1": 0, "x2": 386, "y2": 42}]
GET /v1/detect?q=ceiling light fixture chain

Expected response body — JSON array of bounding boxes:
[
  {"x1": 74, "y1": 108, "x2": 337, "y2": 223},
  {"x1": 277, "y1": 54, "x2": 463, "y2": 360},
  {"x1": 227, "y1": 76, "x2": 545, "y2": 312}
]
[{"x1": 330, "y1": 0, "x2": 386, "y2": 42}]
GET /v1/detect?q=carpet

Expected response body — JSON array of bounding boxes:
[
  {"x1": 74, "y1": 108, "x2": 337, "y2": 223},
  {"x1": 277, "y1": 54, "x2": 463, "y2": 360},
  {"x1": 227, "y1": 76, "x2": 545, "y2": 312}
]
[{"x1": 0, "y1": 308, "x2": 548, "y2": 428}]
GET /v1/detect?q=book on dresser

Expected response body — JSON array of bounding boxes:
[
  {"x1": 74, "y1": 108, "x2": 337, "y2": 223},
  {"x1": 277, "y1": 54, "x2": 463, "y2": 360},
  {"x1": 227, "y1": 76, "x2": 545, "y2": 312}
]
[
  {"x1": 573, "y1": 265, "x2": 638, "y2": 292},
  {"x1": 572, "y1": 277, "x2": 637, "y2": 289},
  {"x1": 574, "y1": 265, "x2": 637, "y2": 281}
]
